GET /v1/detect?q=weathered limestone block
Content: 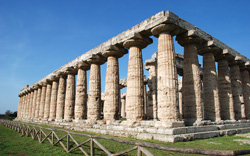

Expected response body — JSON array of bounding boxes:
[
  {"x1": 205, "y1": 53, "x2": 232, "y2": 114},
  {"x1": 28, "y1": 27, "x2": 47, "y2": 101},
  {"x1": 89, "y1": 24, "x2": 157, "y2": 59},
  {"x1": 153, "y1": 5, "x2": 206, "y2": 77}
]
[
  {"x1": 39, "y1": 83, "x2": 47, "y2": 119},
  {"x1": 200, "y1": 47, "x2": 221, "y2": 121},
  {"x1": 102, "y1": 46, "x2": 127, "y2": 121},
  {"x1": 151, "y1": 24, "x2": 179, "y2": 122},
  {"x1": 56, "y1": 74, "x2": 66, "y2": 120},
  {"x1": 145, "y1": 52, "x2": 157, "y2": 120},
  {"x1": 44, "y1": 81, "x2": 52, "y2": 119},
  {"x1": 217, "y1": 59, "x2": 235, "y2": 120},
  {"x1": 241, "y1": 69, "x2": 250, "y2": 119},
  {"x1": 230, "y1": 64, "x2": 244, "y2": 120},
  {"x1": 35, "y1": 87, "x2": 41, "y2": 118},
  {"x1": 64, "y1": 67, "x2": 77, "y2": 121},
  {"x1": 176, "y1": 34, "x2": 203, "y2": 125},
  {"x1": 31, "y1": 89, "x2": 37, "y2": 118},
  {"x1": 123, "y1": 34, "x2": 152, "y2": 121},
  {"x1": 87, "y1": 55, "x2": 106, "y2": 120},
  {"x1": 74, "y1": 62, "x2": 89, "y2": 120},
  {"x1": 49, "y1": 75, "x2": 59, "y2": 120}
]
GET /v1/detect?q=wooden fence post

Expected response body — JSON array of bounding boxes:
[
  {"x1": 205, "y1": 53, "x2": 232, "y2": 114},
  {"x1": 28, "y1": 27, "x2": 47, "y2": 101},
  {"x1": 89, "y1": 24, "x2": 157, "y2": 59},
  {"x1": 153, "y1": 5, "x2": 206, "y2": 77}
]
[{"x1": 90, "y1": 138, "x2": 94, "y2": 156}]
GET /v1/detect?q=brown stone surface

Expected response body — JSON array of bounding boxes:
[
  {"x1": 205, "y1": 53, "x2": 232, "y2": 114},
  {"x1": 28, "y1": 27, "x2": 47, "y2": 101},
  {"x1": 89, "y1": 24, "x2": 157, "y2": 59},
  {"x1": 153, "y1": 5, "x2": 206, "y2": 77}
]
[
  {"x1": 35, "y1": 87, "x2": 41, "y2": 118},
  {"x1": 44, "y1": 82, "x2": 52, "y2": 119},
  {"x1": 87, "y1": 63, "x2": 101, "y2": 120},
  {"x1": 230, "y1": 64, "x2": 244, "y2": 120},
  {"x1": 75, "y1": 64, "x2": 88, "y2": 120},
  {"x1": 241, "y1": 69, "x2": 250, "y2": 119},
  {"x1": 176, "y1": 35, "x2": 203, "y2": 125},
  {"x1": 64, "y1": 73, "x2": 76, "y2": 120},
  {"x1": 49, "y1": 80, "x2": 58, "y2": 120},
  {"x1": 218, "y1": 59, "x2": 235, "y2": 120},
  {"x1": 104, "y1": 55, "x2": 120, "y2": 121},
  {"x1": 203, "y1": 52, "x2": 221, "y2": 121},
  {"x1": 56, "y1": 75, "x2": 66, "y2": 120}
]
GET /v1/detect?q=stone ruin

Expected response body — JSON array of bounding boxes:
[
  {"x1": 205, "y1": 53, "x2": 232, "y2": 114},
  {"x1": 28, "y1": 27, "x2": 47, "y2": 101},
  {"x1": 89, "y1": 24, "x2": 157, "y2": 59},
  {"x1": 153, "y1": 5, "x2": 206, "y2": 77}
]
[{"x1": 16, "y1": 10, "x2": 250, "y2": 142}]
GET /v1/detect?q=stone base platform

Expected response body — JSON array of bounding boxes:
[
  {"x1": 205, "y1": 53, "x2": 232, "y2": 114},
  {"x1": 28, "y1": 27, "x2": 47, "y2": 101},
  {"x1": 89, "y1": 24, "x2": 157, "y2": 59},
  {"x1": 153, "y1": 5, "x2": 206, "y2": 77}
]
[{"x1": 15, "y1": 118, "x2": 250, "y2": 143}]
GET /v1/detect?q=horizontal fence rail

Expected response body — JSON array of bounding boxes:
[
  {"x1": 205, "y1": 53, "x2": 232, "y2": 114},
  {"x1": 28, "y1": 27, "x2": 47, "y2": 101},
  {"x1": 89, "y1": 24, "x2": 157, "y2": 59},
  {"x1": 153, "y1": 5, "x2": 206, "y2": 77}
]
[{"x1": 1, "y1": 120, "x2": 250, "y2": 156}]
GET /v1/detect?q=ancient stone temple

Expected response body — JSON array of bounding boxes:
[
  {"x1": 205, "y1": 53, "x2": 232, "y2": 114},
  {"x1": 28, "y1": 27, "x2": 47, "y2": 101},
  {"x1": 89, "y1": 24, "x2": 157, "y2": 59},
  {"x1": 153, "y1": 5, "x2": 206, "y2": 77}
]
[{"x1": 16, "y1": 10, "x2": 250, "y2": 142}]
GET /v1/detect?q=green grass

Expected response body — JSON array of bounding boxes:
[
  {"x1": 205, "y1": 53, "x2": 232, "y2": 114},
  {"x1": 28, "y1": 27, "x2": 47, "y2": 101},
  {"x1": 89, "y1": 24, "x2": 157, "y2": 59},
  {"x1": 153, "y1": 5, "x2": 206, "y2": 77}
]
[{"x1": 1, "y1": 122, "x2": 250, "y2": 156}]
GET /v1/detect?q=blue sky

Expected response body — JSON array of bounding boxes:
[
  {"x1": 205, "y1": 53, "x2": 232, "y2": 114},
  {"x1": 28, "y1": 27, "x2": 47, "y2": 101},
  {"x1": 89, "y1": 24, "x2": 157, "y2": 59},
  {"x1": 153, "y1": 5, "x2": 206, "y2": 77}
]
[{"x1": 0, "y1": 0, "x2": 249, "y2": 114}]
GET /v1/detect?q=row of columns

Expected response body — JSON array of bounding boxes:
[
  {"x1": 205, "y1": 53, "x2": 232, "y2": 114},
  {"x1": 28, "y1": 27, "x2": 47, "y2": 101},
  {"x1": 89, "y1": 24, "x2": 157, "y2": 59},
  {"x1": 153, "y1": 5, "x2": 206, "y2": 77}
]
[{"x1": 17, "y1": 23, "x2": 250, "y2": 126}]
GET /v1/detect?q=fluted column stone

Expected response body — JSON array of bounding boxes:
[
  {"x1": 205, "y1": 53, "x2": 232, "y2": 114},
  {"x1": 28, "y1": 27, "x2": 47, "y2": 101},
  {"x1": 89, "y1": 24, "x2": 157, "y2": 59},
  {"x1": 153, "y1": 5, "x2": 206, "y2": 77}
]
[
  {"x1": 64, "y1": 67, "x2": 76, "y2": 121},
  {"x1": 199, "y1": 47, "x2": 221, "y2": 121},
  {"x1": 218, "y1": 59, "x2": 235, "y2": 120},
  {"x1": 56, "y1": 74, "x2": 66, "y2": 121},
  {"x1": 49, "y1": 75, "x2": 59, "y2": 120},
  {"x1": 241, "y1": 69, "x2": 250, "y2": 119},
  {"x1": 74, "y1": 62, "x2": 89, "y2": 120},
  {"x1": 44, "y1": 81, "x2": 52, "y2": 119},
  {"x1": 230, "y1": 64, "x2": 244, "y2": 120},
  {"x1": 28, "y1": 91, "x2": 34, "y2": 118},
  {"x1": 25, "y1": 92, "x2": 30, "y2": 118},
  {"x1": 121, "y1": 94, "x2": 126, "y2": 118},
  {"x1": 102, "y1": 46, "x2": 127, "y2": 121},
  {"x1": 176, "y1": 34, "x2": 203, "y2": 125},
  {"x1": 123, "y1": 34, "x2": 152, "y2": 121},
  {"x1": 87, "y1": 55, "x2": 106, "y2": 121},
  {"x1": 31, "y1": 89, "x2": 37, "y2": 118},
  {"x1": 152, "y1": 24, "x2": 179, "y2": 122},
  {"x1": 35, "y1": 86, "x2": 42, "y2": 118},
  {"x1": 17, "y1": 95, "x2": 22, "y2": 118},
  {"x1": 39, "y1": 83, "x2": 47, "y2": 119}
]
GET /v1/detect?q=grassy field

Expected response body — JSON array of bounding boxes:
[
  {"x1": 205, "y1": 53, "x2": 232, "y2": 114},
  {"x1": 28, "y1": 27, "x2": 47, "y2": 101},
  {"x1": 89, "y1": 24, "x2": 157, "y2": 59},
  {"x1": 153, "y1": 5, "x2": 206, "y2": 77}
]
[{"x1": 1, "y1": 122, "x2": 250, "y2": 156}]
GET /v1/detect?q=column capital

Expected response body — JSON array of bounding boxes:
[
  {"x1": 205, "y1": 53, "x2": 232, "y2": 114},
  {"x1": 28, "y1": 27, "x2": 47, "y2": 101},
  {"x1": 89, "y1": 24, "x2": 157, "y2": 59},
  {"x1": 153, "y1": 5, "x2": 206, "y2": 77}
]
[
  {"x1": 64, "y1": 66, "x2": 77, "y2": 75},
  {"x1": 51, "y1": 74, "x2": 60, "y2": 81},
  {"x1": 198, "y1": 46, "x2": 221, "y2": 56},
  {"x1": 121, "y1": 93, "x2": 126, "y2": 99},
  {"x1": 87, "y1": 54, "x2": 106, "y2": 65},
  {"x1": 77, "y1": 61, "x2": 90, "y2": 70},
  {"x1": 102, "y1": 45, "x2": 128, "y2": 58},
  {"x1": 176, "y1": 32, "x2": 204, "y2": 46},
  {"x1": 123, "y1": 33, "x2": 152, "y2": 49},
  {"x1": 151, "y1": 23, "x2": 176, "y2": 37}
]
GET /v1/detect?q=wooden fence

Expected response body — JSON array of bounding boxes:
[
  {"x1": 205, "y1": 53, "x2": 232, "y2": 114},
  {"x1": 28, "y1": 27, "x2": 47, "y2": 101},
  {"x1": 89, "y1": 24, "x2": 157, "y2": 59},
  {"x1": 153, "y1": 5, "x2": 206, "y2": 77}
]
[{"x1": 1, "y1": 120, "x2": 250, "y2": 156}]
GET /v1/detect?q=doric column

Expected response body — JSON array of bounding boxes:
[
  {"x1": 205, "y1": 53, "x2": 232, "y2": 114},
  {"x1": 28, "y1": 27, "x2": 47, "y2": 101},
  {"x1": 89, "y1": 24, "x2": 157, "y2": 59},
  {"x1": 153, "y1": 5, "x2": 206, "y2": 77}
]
[
  {"x1": 241, "y1": 68, "x2": 250, "y2": 119},
  {"x1": 28, "y1": 90, "x2": 34, "y2": 118},
  {"x1": 123, "y1": 34, "x2": 152, "y2": 121},
  {"x1": 145, "y1": 53, "x2": 157, "y2": 119},
  {"x1": 17, "y1": 94, "x2": 23, "y2": 118},
  {"x1": 230, "y1": 64, "x2": 244, "y2": 120},
  {"x1": 35, "y1": 86, "x2": 42, "y2": 118},
  {"x1": 25, "y1": 92, "x2": 30, "y2": 118},
  {"x1": 176, "y1": 33, "x2": 203, "y2": 125},
  {"x1": 56, "y1": 73, "x2": 66, "y2": 121},
  {"x1": 217, "y1": 59, "x2": 235, "y2": 120},
  {"x1": 64, "y1": 67, "x2": 77, "y2": 121},
  {"x1": 39, "y1": 82, "x2": 47, "y2": 119},
  {"x1": 44, "y1": 80, "x2": 52, "y2": 119},
  {"x1": 87, "y1": 55, "x2": 106, "y2": 120},
  {"x1": 31, "y1": 89, "x2": 37, "y2": 119},
  {"x1": 102, "y1": 46, "x2": 127, "y2": 121},
  {"x1": 121, "y1": 93, "x2": 126, "y2": 118},
  {"x1": 178, "y1": 77, "x2": 183, "y2": 120},
  {"x1": 199, "y1": 47, "x2": 221, "y2": 121},
  {"x1": 49, "y1": 75, "x2": 59, "y2": 120},
  {"x1": 74, "y1": 62, "x2": 89, "y2": 120},
  {"x1": 151, "y1": 24, "x2": 179, "y2": 122}
]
